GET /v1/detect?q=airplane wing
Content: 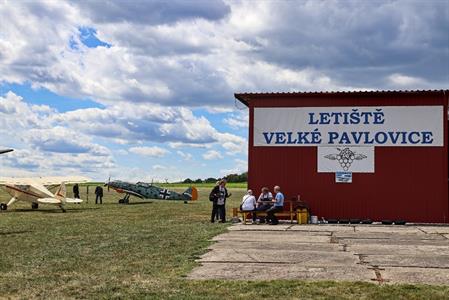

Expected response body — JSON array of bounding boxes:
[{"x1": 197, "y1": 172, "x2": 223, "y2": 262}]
[
  {"x1": 114, "y1": 188, "x2": 144, "y2": 199},
  {"x1": 36, "y1": 176, "x2": 91, "y2": 185},
  {"x1": 65, "y1": 198, "x2": 83, "y2": 203},
  {"x1": 0, "y1": 149, "x2": 13, "y2": 154},
  {"x1": 0, "y1": 177, "x2": 32, "y2": 185},
  {"x1": 37, "y1": 198, "x2": 61, "y2": 204},
  {"x1": 0, "y1": 176, "x2": 90, "y2": 186}
]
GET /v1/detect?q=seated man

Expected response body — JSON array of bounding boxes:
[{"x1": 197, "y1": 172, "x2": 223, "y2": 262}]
[
  {"x1": 240, "y1": 189, "x2": 257, "y2": 223},
  {"x1": 266, "y1": 185, "x2": 284, "y2": 225},
  {"x1": 255, "y1": 187, "x2": 273, "y2": 223}
]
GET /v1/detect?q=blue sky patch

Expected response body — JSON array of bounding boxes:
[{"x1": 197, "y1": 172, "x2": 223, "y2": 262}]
[
  {"x1": 78, "y1": 27, "x2": 111, "y2": 48},
  {"x1": 0, "y1": 82, "x2": 104, "y2": 112}
]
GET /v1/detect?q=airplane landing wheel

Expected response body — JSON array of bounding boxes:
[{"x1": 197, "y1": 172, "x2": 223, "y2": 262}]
[
  {"x1": 61, "y1": 208, "x2": 67, "y2": 213},
  {"x1": 184, "y1": 201, "x2": 188, "y2": 204},
  {"x1": 31, "y1": 203, "x2": 39, "y2": 210},
  {"x1": 118, "y1": 199, "x2": 124, "y2": 204},
  {"x1": 0, "y1": 203, "x2": 7, "y2": 210}
]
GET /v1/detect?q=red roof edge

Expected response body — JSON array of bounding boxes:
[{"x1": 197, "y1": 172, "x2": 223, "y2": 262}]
[{"x1": 234, "y1": 89, "x2": 449, "y2": 107}]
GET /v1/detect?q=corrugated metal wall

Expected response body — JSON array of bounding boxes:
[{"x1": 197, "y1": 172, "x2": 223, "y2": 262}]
[{"x1": 245, "y1": 91, "x2": 449, "y2": 223}]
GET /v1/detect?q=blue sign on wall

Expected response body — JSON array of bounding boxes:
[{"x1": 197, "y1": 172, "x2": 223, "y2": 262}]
[{"x1": 336, "y1": 172, "x2": 352, "y2": 183}]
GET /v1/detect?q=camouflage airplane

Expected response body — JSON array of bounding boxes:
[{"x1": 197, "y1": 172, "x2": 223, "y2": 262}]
[{"x1": 105, "y1": 180, "x2": 198, "y2": 204}]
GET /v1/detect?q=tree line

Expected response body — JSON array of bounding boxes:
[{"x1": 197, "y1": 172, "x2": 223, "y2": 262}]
[{"x1": 182, "y1": 172, "x2": 247, "y2": 184}]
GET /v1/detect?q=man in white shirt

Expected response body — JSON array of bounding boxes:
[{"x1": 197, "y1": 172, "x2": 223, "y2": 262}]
[{"x1": 241, "y1": 190, "x2": 257, "y2": 223}]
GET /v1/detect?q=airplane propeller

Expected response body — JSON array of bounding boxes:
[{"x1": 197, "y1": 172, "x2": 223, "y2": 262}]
[{"x1": 106, "y1": 176, "x2": 111, "y2": 191}]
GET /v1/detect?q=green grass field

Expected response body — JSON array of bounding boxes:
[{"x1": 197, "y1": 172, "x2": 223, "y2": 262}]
[{"x1": 0, "y1": 185, "x2": 448, "y2": 299}]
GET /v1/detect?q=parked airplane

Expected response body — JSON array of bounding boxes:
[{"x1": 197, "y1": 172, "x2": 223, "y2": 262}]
[
  {"x1": 0, "y1": 176, "x2": 89, "y2": 212},
  {"x1": 105, "y1": 180, "x2": 198, "y2": 204},
  {"x1": 0, "y1": 149, "x2": 13, "y2": 154}
]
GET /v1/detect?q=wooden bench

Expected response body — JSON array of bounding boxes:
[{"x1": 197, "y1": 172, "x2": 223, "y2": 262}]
[{"x1": 235, "y1": 201, "x2": 297, "y2": 224}]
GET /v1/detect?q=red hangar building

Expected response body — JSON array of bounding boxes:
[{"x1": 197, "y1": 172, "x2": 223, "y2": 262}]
[{"x1": 235, "y1": 90, "x2": 449, "y2": 223}]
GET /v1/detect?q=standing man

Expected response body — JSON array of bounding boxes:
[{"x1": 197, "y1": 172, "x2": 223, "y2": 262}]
[
  {"x1": 210, "y1": 179, "x2": 231, "y2": 223},
  {"x1": 266, "y1": 185, "x2": 284, "y2": 225},
  {"x1": 95, "y1": 185, "x2": 103, "y2": 204},
  {"x1": 73, "y1": 183, "x2": 80, "y2": 199}
]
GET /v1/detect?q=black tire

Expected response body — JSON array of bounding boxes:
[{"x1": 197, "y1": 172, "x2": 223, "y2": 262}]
[
  {"x1": 350, "y1": 219, "x2": 361, "y2": 224},
  {"x1": 31, "y1": 203, "x2": 39, "y2": 210},
  {"x1": 327, "y1": 219, "x2": 338, "y2": 224},
  {"x1": 361, "y1": 219, "x2": 373, "y2": 224},
  {"x1": 339, "y1": 219, "x2": 350, "y2": 224},
  {"x1": 381, "y1": 220, "x2": 393, "y2": 225},
  {"x1": 118, "y1": 199, "x2": 124, "y2": 204},
  {"x1": 394, "y1": 220, "x2": 406, "y2": 225},
  {"x1": 0, "y1": 203, "x2": 7, "y2": 211}
]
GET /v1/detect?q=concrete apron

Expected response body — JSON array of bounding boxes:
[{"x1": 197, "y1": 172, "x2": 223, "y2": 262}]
[{"x1": 188, "y1": 224, "x2": 449, "y2": 285}]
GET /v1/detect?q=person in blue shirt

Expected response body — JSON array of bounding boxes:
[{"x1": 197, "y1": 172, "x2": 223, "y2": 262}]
[{"x1": 266, "y1": 185, "x2": 284, "y2": 225}]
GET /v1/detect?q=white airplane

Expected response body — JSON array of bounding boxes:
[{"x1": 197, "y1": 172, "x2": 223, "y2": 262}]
[{"x1": 0, "y1": 176, "x2": 90, "y2": 212}]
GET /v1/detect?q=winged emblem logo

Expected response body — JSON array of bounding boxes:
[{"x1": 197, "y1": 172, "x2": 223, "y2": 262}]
[{"x1": 324, "y1": 147, "x2": 367, "y2": 171}]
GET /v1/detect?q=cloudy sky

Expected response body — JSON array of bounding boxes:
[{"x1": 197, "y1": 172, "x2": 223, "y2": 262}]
[{"x1": 0, "y1": 0, "x2": 448, "y2": 182}]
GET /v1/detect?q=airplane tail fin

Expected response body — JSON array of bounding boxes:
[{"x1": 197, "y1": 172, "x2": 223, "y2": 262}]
[
  {"x1": 183, "y1": 186, "x2": 198, "y2": 201},
  {"x1": 54, "y1": 182, "x2": 67, "y2": 201}
]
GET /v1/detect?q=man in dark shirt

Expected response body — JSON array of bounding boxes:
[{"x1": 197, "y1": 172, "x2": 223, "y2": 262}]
[
  {"x1": 73, "y1": 183, "x2": 80, "y2": 199},
  {"x1": 73, "y1": 183, "x2": 81, "y2": 204},
  {"x1": 95, "y1": 186, "x2": 103, "y2": 204},
  {"x1": 209, "y1": 179, "x2": 231, "y2": 223}
]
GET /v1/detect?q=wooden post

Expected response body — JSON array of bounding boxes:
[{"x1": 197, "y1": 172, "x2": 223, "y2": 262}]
[
  {"x1": 231, "y1": 207, "x2": 240, "y2": 223},
  {"x1": 86, "y1": 185, "x2": 89, "y2": 203},
  {"x1": 232, "y1": 207, "x2": 238, "y2": 217}
]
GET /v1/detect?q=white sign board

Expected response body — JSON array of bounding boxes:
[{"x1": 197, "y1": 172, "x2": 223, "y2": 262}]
[
  {"x1": 254, "y1": 106, "x2": 444, "y2": 147},
  {"x1": 336, "y1": 172, "x2": 352, "y2": 183},
  {"x1": 318, "y1": 146, "x2": 374, "y2": 173}
]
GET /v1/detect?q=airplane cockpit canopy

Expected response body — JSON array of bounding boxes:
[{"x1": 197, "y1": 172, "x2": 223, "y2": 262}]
[{"x1": 136, "y1": 182, "x2": 152, "y2": 187}]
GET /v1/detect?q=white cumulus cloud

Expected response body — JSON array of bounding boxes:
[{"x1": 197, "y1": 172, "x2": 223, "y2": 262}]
[
  {"x1": 128, "y1": 146, "x2": 169, "y2": 157},
  {"x1": 202, "y1": 150, "x2": 223, "y2": 160},
  {"x1": 177, "y1": 150, "x2": 192, "y2": 160}
]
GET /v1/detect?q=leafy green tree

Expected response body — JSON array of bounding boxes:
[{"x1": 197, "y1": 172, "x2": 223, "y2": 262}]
[
  {"x1": 204, "y1": 177, "x2": 217, "y2": 183},
  {"x1": 225, "y1": 172, "x2": 248, "y2": 183}
]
